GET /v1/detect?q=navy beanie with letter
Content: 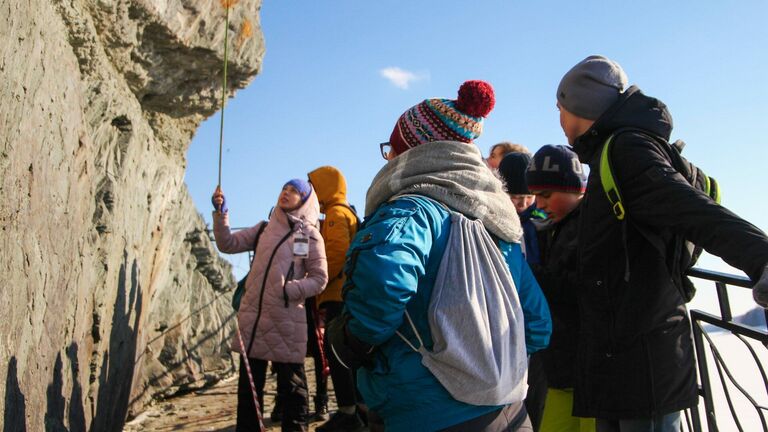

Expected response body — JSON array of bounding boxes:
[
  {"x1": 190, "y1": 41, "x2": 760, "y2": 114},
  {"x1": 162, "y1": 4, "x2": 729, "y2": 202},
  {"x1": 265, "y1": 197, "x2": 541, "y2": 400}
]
[
  {"x1": 498, "y1": 152, "x2": 533, "y2": 195},
  {"x1": 526, "y1": 145, "x2": 586, "y2": 193}
]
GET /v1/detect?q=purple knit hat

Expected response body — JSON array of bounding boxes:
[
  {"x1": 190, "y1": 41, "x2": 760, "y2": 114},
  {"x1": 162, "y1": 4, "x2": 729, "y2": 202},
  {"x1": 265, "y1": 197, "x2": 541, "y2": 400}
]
[{"x1": 284, "y1": 178, "x2": 312, "y2": 203}]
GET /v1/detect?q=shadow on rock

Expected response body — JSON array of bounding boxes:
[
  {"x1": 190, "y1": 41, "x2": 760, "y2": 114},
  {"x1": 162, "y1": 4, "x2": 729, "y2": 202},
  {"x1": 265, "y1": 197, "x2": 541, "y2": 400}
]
[
  {"x1": 66, "y1": 343, "x2": 86, "y2": 432},
  {"x1": 44, "y1": 354, "x2": 66, "y2": 431},
  {"x1": 4, "y1": 356, "x2": 27, "y2": 432},
  {"x1": 90, "y1": 252, "x2": 143, "y2": 432}
]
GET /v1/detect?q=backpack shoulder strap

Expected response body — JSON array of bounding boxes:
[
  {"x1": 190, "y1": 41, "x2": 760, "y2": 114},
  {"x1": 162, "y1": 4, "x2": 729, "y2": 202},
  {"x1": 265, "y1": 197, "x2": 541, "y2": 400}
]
[
  {"x1": 327, "y1": 202, "x2": 361, "y2": 227},
  {"x1": 599, "y1": 127, "x2": 673, "y2": 221},
  {"x1": 249, "y1": 221, "x2": 268, "y2": 263},
  {"x1": 599, "y1": 128, "x2": 668, "y2": 281},
  {"x1": 254, "y1": 221, "x2": 268, "y2": 246},
  {"x1": 599, "y1": 133, "x2": 626, "y2": 221}
]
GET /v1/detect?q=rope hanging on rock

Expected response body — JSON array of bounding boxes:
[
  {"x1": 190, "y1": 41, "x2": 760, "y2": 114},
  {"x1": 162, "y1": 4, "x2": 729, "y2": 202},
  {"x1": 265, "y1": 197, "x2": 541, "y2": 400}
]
[
  {"x1": 216, "y1": 2, "x2": 231, "y2": 187},
  {"x1": 217, "y1": 3, "x2": 264, "y2": 430},
  {"x1": 217, "y1": 1, "x2": 252, "y2": 188}
]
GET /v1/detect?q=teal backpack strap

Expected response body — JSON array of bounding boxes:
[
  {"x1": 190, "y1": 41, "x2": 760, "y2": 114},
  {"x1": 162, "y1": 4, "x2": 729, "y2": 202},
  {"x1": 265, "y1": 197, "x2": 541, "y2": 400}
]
[{"x1": 600, "y1": 134, "x2": 626, "y2": 221}]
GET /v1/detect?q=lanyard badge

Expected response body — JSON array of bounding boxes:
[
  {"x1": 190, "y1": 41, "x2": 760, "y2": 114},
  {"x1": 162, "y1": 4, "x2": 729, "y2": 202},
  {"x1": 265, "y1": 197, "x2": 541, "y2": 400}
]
[{"x1": 293, "y1": 231, "x2": 309, "y2": 258}]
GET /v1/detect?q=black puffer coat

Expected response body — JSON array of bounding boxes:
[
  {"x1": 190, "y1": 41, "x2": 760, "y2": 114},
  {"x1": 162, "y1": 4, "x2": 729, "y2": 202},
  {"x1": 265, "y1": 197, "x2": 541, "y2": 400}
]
[
  {"x1": 532, "y1": 205, "x2": 581, "y2": 390},
  {"x1": 571, "y1": 86, "x2": 768, "y2": 419}
]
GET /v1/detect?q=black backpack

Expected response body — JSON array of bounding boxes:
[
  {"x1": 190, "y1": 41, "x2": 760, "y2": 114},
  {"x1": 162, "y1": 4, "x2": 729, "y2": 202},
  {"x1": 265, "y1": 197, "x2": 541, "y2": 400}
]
[
  {"x1": 600, "y1": 128, "x2": 721, "y2": 302},
  {"x1": 327, "y1": 202, "x2": 361, "y2": 229}
]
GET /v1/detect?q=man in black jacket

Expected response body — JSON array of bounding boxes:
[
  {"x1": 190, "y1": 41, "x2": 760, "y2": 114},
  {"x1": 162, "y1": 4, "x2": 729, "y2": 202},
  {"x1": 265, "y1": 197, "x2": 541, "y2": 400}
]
[{"x1": 555, "y1": 55, "x2": 768, "y2": 432}]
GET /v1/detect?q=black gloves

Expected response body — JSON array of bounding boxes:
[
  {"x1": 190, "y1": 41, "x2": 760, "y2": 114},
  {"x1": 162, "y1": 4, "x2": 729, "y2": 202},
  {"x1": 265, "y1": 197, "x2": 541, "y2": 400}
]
[
  {"x1": 752, "y1": 264, "x2": 768, "y2": 309},
  {"x1": 326, "y1": 314, "x2": 375, "y2": 370}
]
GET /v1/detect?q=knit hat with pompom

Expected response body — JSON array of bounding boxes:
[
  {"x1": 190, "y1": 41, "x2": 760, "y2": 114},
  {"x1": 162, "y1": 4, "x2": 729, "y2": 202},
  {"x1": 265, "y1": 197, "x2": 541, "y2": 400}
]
[{"x1": 389, "y1": 80, "x2": 495, "y2": 155}]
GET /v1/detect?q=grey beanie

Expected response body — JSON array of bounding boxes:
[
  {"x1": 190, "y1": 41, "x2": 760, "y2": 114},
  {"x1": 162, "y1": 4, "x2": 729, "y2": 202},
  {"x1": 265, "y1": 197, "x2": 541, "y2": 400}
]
[{"x1": 557, "y1": 55, "x2": 628, "y2": 120}]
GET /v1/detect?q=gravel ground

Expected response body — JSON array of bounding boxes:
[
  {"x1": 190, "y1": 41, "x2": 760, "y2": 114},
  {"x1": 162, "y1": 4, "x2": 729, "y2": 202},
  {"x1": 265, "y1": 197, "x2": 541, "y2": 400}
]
[{"x1": 124, "y1": 357, "x2": 343, "y2": 431}]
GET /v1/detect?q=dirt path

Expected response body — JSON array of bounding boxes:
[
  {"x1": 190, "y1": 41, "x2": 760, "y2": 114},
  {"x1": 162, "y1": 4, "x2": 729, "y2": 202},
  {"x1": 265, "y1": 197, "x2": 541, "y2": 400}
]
[{"x1": 124, "y1": 358, "x2": 341, "y2": 431}]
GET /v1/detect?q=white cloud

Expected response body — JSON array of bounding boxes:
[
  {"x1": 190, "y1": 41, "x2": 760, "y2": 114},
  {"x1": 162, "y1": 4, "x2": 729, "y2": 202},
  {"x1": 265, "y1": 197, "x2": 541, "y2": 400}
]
[{"x1": 379, "y1": 67, "x2": 428, "y2": 89}]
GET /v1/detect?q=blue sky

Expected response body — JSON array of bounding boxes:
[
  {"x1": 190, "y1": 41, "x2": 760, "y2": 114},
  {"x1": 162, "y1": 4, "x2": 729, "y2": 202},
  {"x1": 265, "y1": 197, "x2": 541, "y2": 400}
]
[{"x1": 185, "y1": 1, "x2": 768, "y2": 314}]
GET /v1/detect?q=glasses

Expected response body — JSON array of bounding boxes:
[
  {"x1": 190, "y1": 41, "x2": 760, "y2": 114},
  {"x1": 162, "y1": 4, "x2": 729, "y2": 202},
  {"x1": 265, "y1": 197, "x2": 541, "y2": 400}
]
[{"x1": 380, "y1": 142, "x2": 392, "y2": 160}]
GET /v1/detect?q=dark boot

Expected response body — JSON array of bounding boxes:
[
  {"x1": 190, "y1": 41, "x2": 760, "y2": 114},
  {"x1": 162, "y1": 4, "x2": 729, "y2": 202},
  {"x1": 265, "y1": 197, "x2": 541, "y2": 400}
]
[
  {"x1": 270, "y1": 395, "x2": 283, "y2": 423},
  {"x1": 313, "y1": 394, "x2": 329, "y2": 421},
  {"x1": 315, "y1": 410, "x2": 365, "y2": 432}
]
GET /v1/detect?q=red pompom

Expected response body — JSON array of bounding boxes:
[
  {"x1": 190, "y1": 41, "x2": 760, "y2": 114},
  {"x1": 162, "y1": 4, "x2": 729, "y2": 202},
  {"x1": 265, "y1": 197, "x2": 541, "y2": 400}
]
[{"x1": 456, "y1": 80, "x2": 495, "y2": 118}]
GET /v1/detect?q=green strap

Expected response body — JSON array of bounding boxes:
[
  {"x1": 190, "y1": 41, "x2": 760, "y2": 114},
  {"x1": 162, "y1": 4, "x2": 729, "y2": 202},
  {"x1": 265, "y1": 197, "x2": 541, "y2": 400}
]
[
  {"x1": 708, "y1": 176, "x2": 722, "y2": 204},
  {"x1": 704, "y1": 175, "x2": 711, "y2": 200},
  {"x1": 600, "y1": 135, "x2": 626, "y2": 220}
]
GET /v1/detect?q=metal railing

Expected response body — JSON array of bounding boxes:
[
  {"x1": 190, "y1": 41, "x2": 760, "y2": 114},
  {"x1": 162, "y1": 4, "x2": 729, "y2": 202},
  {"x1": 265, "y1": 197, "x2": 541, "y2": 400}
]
[{"x1": 686, "y1": 268, "x2": 768, "y2": 432}]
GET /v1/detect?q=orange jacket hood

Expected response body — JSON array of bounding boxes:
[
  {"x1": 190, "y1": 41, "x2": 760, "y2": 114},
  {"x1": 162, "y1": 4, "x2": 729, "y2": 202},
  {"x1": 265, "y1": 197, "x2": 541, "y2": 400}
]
[{"x1": 308, "y1": 166, "x2": 347, "y2": 212}]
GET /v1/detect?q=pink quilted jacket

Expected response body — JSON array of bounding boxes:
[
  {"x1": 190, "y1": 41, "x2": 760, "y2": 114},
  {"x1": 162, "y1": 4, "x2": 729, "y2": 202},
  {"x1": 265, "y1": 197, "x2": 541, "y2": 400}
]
[{"x1": 213, "y1": 189, "x2": 328, "y2": 363}]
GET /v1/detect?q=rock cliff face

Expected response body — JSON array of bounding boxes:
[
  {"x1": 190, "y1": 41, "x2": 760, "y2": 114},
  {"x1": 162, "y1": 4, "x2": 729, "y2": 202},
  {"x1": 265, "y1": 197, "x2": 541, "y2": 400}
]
[{"x1": 0, "y1": 1, "x2": 264, "y2": 430}]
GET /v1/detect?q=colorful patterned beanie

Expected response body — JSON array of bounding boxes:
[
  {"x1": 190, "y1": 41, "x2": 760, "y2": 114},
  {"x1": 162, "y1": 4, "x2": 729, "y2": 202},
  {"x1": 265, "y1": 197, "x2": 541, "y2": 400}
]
[{"x1": 389, "y1": 80, "x2": 496, "y2": 155}]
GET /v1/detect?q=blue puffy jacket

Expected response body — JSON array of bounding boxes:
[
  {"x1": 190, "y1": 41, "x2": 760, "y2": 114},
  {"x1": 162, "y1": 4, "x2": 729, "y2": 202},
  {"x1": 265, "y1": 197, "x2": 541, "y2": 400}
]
[{"x1": 343, "y1": 195, "x2": 551, "y2": 432}]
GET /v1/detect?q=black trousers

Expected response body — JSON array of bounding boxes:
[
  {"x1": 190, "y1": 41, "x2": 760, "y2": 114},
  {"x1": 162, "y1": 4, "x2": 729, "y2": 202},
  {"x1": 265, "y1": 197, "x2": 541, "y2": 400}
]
[
  {"x1": 524, "y1": 351, "x2": 547, "y2": 432},
  {"x1": 237, "y1": 357, "x2": 309, "y2": 432},
  {"x1": 321, "y1": 301, "x2": 359, "y2": 407},
  {"x1": 306, "y1": 297, "x2": 328, "y2": 399}
]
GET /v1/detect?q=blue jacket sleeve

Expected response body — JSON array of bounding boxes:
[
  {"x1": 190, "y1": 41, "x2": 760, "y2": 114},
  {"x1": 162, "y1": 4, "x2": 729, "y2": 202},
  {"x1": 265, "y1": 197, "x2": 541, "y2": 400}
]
[
  {"x1": 505, "y1": 241, "x2": 551, "y2": 354},
  {"x1": 343, "y1": 202, "x2": 433, "y2": 346}
]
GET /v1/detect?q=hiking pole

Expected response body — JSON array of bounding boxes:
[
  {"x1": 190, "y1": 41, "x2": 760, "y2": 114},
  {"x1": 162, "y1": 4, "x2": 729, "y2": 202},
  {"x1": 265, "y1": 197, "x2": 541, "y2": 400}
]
[
  {"x1": 235, "y1": 319, "x2": 266, "y2": 432},
  {"x1": 312, "y1": 300, "x2": 331, "y2": 378}
]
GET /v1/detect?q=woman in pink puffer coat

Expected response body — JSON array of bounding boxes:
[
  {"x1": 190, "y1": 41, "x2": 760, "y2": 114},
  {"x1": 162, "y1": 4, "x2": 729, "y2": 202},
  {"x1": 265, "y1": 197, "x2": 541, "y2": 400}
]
[{"x1": 212, "y1": 179, "x2": 328, "y2": 432}]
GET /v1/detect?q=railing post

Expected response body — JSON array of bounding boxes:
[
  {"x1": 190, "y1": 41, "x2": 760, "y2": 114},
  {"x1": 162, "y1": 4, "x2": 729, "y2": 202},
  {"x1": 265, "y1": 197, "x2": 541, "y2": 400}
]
[
  {"x1": 687, "y1": 268, "x2": 766, "y2": 431},
  {"x1": 691, "y1": 314, "x2": 718, "y2": 432},
  {"x1": 715, "y1": 281, "x2": 732, "y2": 323}
]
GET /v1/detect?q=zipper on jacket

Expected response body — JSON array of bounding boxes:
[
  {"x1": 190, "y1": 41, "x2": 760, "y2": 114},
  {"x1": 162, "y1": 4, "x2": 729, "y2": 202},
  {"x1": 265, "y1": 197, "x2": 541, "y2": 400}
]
[
  {"x1": 283, "y1": 262, "x2": 295, "y2": 308},
  {"x1": 642, "y1": 334, "x2": 658, "y2": 413},
  {"x1": 247, "y1": 228, "x2": 294, "y2": 355}
]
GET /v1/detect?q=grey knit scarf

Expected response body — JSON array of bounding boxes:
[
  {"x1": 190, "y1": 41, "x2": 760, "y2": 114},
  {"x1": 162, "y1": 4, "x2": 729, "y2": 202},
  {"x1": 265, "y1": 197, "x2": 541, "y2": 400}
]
[{"x1": 365, "y1": 141, "x2": 523, "y2": 243}]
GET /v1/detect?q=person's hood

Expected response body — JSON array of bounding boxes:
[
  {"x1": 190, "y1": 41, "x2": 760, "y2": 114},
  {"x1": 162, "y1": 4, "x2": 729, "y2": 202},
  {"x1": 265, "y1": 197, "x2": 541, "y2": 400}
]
[
  {"x1": 308, "y1": 166, "x2": 347, "y2": 212},
  {"x1": 270, "y1": 185, "x2": 321, "y2": 230},
  {"x1": 572, "y1": 86, "x2": 673, "y2": 163}
]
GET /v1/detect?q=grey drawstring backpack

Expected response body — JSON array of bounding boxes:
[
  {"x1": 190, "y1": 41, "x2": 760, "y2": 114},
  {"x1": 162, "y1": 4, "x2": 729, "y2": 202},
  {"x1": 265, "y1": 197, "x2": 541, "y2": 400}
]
[{"x1": 396, "y1": 210, "x2": 528, "y2": 406}]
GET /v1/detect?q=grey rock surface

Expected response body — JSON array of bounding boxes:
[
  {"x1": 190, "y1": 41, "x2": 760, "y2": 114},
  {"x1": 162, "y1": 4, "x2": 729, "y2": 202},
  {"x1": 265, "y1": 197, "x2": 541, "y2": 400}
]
[{"x1": 0, "y1": 0, "x2": 264, "y2": 430}]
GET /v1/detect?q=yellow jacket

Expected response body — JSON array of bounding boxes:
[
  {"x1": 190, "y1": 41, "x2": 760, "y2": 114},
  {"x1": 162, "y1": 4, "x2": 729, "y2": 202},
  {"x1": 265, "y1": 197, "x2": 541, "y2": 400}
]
[{"x1": 308, "y1": 166, "x2": 358, "y2": 305}]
